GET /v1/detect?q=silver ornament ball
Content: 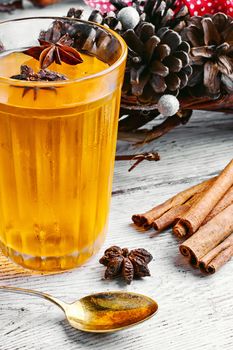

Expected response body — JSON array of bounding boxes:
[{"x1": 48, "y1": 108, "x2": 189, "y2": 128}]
[
  {"x1": 117, "y1": 7, "x2": 140, "y2": 30},
  {"x1": 157, "y1": 95, "x2": 180, "y2": 117}
]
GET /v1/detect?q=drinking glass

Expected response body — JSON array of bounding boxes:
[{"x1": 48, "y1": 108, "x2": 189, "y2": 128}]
[{"x1": 0, "y1": 17, "x2": 127, "y2": 271}]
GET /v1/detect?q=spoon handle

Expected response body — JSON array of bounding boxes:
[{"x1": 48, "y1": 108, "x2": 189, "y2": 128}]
[{"x1": 0, "y1": 285, "x2": 67, "y2": 311}]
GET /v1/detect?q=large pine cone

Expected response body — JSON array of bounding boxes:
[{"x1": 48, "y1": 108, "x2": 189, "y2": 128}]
[
  {"x1": 66, "y1": 4, "x2": 191, "y2": 104},
  {"x1": 68, "y1": 0, "x2": 189, "y2": 33},
  {"x1": 143, "y1": 0, "x2": 189, "y2": 32},
  {"x1": 182, "y1": 13, "x2": 233, "y2": 97},
  {"x1": 122, "y1": 23, "x2": 192, "y2": 104}
]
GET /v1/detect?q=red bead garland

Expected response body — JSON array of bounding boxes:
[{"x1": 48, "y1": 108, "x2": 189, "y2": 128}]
[
  {"x1": 83, "y1": 0, "x2": 233, "y2": 17},
  {"x1": 178, "y1": 0, "x2": 233, "y2": 16}
]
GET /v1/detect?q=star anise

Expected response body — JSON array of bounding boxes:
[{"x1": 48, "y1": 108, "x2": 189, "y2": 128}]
[
  {"x1": 11, "y1": 64, "x2": 68, "y2": 81},
  {"x1": 23, "y1": 34, "x2": 83, "y2": 69},
  {"x1": 99, "y1": 246, "x2": 153, "y2": 284},
  {"x1": 10, "y1": 65, "x2": 67, "y2": 100}
]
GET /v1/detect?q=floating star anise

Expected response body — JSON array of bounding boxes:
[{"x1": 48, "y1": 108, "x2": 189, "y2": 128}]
[
  {"x1": 99, "y1": 246, "x2": 153, "y2": 284},
  {"x1": 11, "y1": 64, "x2": 68, "y2": 81},
  {"x1": 23, "y1": 34, "x2": 83, "y2": 69},
  {"x1": 10, "y1": 65, "x2": 67, "y2": 100}
]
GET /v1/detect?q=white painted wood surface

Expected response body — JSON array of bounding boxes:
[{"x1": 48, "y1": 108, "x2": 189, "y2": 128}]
[{"x1": 1, "y1": 2, "x2": 233, "y2": 350}]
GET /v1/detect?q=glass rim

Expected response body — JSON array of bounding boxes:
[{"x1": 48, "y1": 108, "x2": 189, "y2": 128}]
[{"x1": 0, "y1": 16, "x2": 128, "y2": 87}]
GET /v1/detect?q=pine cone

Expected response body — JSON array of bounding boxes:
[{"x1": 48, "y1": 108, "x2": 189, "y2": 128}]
[
  {"x1": 66, "y1": 4, "x2": 191, "y2": 103},
  {"x1": 105, "y1": 0, "x2": 190, "y2": 32},
  {"x1": 68, "y1": 0, "x2": 189, "y2": 33},
  {"x1": 122, "y1": 22, "x2": 192, "y2": 103},
  {"x1": 67, "y1": 7, "x2": 123, "y2": 32},
  {"x1": 182, "y1": 13, "x2": 233, "y2": 97},
  {"x1": 143, "y1": 0, "x2": 190, "y2": 32}
]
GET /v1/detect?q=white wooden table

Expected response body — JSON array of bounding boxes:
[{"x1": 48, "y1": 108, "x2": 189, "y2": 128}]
[{"x1": 1, "y1": 2, "x2": 233, "y2": 350}]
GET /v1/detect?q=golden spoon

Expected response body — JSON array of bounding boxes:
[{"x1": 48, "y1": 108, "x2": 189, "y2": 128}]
[{"x1": 0, "y1": 285, "x2": 158, "y2": 333}]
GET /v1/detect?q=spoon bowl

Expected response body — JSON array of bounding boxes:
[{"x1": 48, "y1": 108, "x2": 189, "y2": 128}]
[
  {"x1": 0, "y1": 286, "x2": 158, "y2": 333},
  {"x1": 66, "y1": 291, "x2": 158, "y2": 332}
]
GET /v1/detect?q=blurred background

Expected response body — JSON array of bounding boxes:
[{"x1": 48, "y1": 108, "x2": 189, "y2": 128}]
[{"x1": 0, "y1": 0, "x2": 90, "y2": 20}]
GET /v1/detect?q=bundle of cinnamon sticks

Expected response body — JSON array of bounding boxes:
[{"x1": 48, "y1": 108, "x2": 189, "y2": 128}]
[{"x1": 132, "y1": 159, "x2": 233, "y2": 274}]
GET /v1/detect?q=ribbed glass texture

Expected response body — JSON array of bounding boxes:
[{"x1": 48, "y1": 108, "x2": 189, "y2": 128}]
[{"x1": 0, "y1": 17, "x2": 127, "y2": 271}]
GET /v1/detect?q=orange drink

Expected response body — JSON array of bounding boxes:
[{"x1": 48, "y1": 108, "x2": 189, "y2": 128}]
[{"x1": 0, "y1": 18, "x2": 127, "y2": 271}]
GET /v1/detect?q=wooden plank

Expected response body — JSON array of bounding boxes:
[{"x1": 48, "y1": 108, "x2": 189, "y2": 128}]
[
  {"x1": 115, "y1": 110, "x2": 233, "y2": 194},
  {"x1": 1, "y1": 109, "x2": 233, "y2": 350},
  {"x1": 0, "y1": 2, "x2": 233, "y2": 349}
]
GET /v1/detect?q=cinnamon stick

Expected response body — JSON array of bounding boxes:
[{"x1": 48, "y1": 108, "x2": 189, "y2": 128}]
[
  {"x1": 132, "y1": 177, "x2": 214, "y2": 229},
  {"x1": 179, "y1": 203, "x2": 233, "y2": 267},
  {"x1": 174, "y1": 159, "x2": 233, "y2": 237},
  {"x1": 153, "y1": 182, "x2": 215, "y2": 232},
  {"x1": 153, "y1": 194, "x2": 198, "y2": 232},
  {"x1": 173, "y1": 222, "x2": 187, "y2": 238},
  {"x1": 202, "y1": 185, "x2": 233, "y2": 225},
  {"x1": 199, "y1": 233, "x2": 233, "y2": 274}
]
